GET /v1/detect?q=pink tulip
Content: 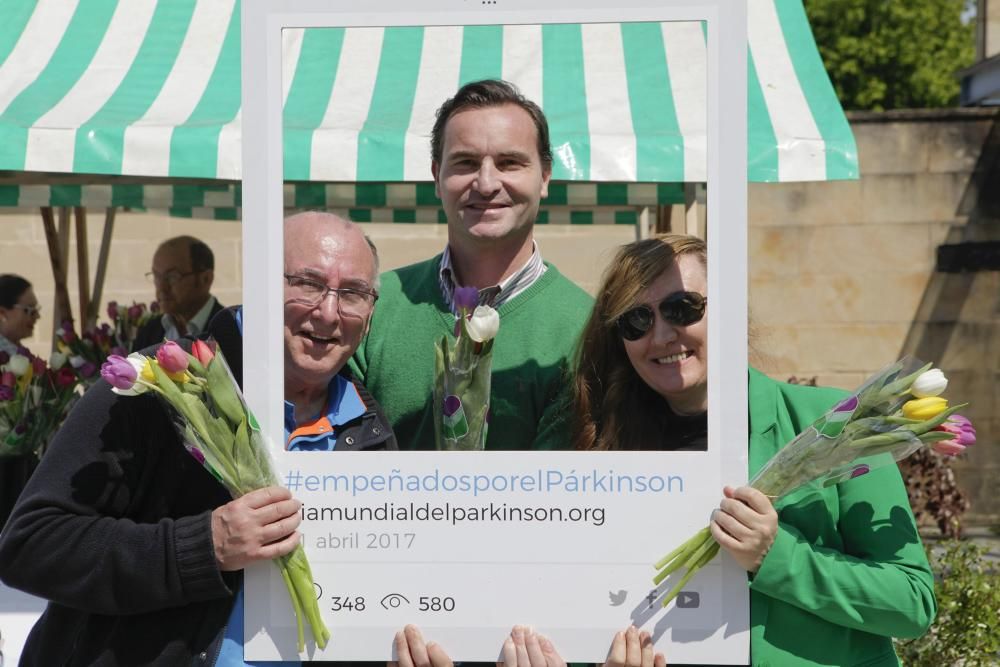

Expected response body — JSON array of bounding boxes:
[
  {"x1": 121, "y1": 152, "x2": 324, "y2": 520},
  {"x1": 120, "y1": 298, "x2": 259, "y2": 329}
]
[
  {"x1": 156, "y1": 341, "x2": 189, "y2": 374},
  {"x1": 192, "y1": 339, "x2": 215, "y2": 366},
  {"x1": 100, "y1": 355, "x2": 137, "y2": 390},
  {"x1": 31, "y1": 357, "x2": 47, "y2": 375},
  {"x1": 55, "y1": 367, "x2": 77, "y2": 388},
  {"x1": 127, "y1": 304, "x2": 145, "y2": 320},
  {"x1": 932, "y1": 414, "x2": 976, "y2": 456},
  {"x1": 1, "y1": 372, "x2": 15, "y2": 388}
]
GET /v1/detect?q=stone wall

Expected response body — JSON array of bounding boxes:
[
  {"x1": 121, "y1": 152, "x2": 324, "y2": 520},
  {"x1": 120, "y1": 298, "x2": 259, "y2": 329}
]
[
  {"x1": 749, "y1": 108, "x2": 1000, "y2": 525},
  {"x1": 1, "y1": 108, "x2": 997, "y2": 523}
]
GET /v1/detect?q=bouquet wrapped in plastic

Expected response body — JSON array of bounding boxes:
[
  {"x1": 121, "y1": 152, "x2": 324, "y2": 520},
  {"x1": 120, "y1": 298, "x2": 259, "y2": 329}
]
[
  {"x1": 652, "y1": 357, "x2": 976, "y2": 606},
  {"x1": 101, "y1": 339, "x2": 329, "y2": 650},
  {"x1": 433, "y1": 287, "x2": 500, "y2": 450},
  {"x1": 1, "y1": 349, "x2": 83, "y2": 458}
]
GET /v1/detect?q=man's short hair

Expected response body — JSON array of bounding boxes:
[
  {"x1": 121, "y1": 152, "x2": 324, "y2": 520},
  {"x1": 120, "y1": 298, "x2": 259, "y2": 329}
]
[
  {"x1": 431, "y1": 79, "x2": 553, "y2": 169},
  {"x1": 189, "y1": 240, "x2": 214, "y2": 273},
  {"x1": 159, "y1": 236, "x2": 214, "y2": 273}
]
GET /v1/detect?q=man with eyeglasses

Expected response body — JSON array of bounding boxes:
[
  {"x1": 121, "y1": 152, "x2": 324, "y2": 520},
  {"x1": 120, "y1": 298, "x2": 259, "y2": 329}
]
[
  {"x1": 132, "y1": 235, "x2": 224, "y2": 351},
  {"x1": 350, "y1": 79, "x2": 593, "y2": 452},
  {"x1": 0, "y1": 214, "x2": 395, "y2": 666}
]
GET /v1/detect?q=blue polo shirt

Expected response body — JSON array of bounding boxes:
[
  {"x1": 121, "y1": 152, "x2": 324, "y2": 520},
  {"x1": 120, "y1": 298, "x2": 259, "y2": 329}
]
[
  {"x1": 216, "y1": 309, "x2": 366, "y2": 665},
  {"x1": 284, "y1": 374, "x2": 367, "y2": 451}
]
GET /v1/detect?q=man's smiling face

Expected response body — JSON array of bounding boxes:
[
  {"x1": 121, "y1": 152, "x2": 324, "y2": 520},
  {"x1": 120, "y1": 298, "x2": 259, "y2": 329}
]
[
  {"x1": 282, "y1": 215, "x2": 377, "y2": 396},
  {"x1": 432, "y1": 103, "x2": 551, "y2": 249}
]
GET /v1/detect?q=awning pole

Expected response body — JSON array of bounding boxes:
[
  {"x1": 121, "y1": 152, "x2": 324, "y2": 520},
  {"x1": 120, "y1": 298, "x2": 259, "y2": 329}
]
[
  {"x1": 88, "y1": 207, "x2": 117, "y2": 327},
  {"x1": 636, "y1": 206, "x2": 651, "y2": 241},
  {"x1": 74, "y1": 207, "x2": 91, "y2": 330},
  {"x1": 684, "y1": 183, "x2": 699, "y2": 237},
  {"x1": 40, "y1": 207, "x2": 74, "y2": 348}
]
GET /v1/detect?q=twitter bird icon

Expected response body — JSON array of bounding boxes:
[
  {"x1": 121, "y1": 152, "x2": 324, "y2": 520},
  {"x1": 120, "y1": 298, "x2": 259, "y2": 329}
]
[{"x1": 608, "y1": 590, "x2": 627, "y2": 606}]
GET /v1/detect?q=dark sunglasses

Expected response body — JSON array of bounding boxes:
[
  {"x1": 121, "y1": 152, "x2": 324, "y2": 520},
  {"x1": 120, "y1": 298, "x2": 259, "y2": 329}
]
[{"x1": 616, "y1": 291, "x2": 707, "y2": 341}]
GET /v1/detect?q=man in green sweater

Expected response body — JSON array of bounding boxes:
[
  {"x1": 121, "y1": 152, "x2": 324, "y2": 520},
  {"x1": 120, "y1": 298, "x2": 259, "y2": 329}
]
[{"x1": 351, "y1": 79, "x2": 592, "y2": 451}]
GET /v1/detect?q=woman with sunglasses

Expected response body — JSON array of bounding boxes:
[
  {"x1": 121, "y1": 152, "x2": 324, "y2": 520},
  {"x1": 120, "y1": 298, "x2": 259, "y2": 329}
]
[
  {"x1": 1, "y1": 274, "x2": 44, "y2": 529},
  {"x1": 0, "y1": 274, "x2": 41, "y2": 357},
  {"x1": 572, "y1": 235, "x2": 935, "y2": 667}
]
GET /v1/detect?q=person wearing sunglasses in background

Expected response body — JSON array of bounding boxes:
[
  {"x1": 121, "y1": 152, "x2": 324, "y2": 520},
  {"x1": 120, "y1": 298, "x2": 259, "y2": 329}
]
[
  {"x1": 571, "y1": 234, "x2": 935, "y2": 667},
  {"x1": 0, "y1": 273, "x2": 43, "y2": 528},
  {"x1": 132, "y1": 235, "x2": 224, "y2": 352},
  {"x1": 0, "y1": 274, "x2": 40, "y2": 357}
]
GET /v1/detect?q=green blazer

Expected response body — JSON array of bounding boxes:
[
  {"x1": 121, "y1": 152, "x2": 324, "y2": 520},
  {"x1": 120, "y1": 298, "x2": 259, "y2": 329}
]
[{"x1": 746, "y1": 369, "x2": 936, "y2": 666}]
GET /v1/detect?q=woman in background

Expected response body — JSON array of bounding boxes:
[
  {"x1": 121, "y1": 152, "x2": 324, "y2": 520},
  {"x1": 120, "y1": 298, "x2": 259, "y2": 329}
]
[
  {"x1": 571, "y1": 234, "x2": 935, "y2": 666},
  {"x1": 0, "y1": 273, "x2": 43, "y2": 528},
  {"x1": 0, "y1": 274, "x2": 40, "y2": 355}
]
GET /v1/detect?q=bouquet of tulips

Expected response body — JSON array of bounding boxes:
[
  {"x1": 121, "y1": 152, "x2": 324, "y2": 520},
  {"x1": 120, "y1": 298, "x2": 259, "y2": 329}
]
[
  {"x1": 433, "y1": 287, "x2": 501, "y2": 450},
  {"x1": 54, "y1": 320, "x2": 123, "y2": 385},
  {"x1": 653, "y1": 357, "x2": 976, "y2": 606},
  {"x1": 1, "y1": 349, "x2": 84, "y2": 458},
  {"x1": 106, "y1": 300, "x2": 158, "y2": 352},
  {"x1": 100, "y1": 339, "x2": 330, "y2": 651}
]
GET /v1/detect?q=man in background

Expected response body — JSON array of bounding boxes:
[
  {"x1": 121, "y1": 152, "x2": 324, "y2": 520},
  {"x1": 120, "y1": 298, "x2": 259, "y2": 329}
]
[{"x1": 132, "y1": 235, "x2": 223, "y2": 350}]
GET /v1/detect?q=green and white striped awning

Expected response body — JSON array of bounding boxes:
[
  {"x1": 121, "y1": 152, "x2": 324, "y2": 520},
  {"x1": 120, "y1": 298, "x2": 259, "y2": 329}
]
[
  {"x1": 0, "y1": 0, "x2": 857, "y2": 185},
  {"x1": 0, "y1": 181, "x2": 685, "y2": 222}
]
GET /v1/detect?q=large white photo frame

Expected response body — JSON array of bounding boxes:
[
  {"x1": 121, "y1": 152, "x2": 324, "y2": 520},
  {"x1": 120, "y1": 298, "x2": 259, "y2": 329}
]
[{"x1": 241, "y1": 0, "x2": 748, "y2": 662}]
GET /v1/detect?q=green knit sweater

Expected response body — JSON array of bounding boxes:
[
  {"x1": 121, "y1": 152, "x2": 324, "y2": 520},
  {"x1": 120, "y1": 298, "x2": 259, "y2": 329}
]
[{"x1": 350, "y1": 255, "x2": 593, "y2": 451}]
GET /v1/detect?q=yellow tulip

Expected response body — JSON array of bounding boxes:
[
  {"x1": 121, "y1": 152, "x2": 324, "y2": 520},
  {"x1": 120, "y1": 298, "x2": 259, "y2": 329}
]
[{"x1": 902, "y1": 396, "x2": 948, "y2": 420}]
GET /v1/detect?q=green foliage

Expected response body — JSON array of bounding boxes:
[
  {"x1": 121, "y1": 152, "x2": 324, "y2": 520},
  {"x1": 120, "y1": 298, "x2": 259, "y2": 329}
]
[
  {"x1": 895, "y1": 540, "x2": 1000, "y2": 666},
  {"x1": 803, "y1": 0, "x2": 975, "y2": 110}
]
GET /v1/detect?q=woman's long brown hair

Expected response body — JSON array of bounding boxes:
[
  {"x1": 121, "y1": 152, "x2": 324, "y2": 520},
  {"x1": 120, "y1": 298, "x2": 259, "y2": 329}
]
[{"x1": 572, "y1": 234, "x2": 707, "y2": 451}]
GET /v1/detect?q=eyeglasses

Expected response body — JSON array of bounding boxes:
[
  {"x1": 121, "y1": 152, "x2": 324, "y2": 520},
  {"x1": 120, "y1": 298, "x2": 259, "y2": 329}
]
[
  {"x1": 284, "y1": 274, "x2": 378, "y2": 318},
  {"x1": 617, "y1": 291, "x2": 707, "y2": 341},
  {"x1": 145, "y1": 270, "x2": 197, "y2": 286},
  {"x1": 14, "y1": 303, "x2": 41, "y2": 317}
]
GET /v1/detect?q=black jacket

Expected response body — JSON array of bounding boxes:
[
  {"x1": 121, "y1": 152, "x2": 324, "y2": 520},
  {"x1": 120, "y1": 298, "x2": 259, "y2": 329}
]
[
  {"x1": 131, "y1": 298, "x2": 225, "y2": 352},
  {"x1": 0, "y1": 330, "x2": 396, "y2": 665}
]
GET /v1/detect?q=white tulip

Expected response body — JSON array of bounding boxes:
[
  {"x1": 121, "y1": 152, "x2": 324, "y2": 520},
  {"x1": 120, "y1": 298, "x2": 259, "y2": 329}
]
[
  {"x1": 911, "y1": 368, "x2": 948, "y2": 398},
  {"x1": 6, "y1": 354, "x2": 30, "y2": 377},
  {"x1": 465, "y1": 306, "x2": 500, "y2": 343},
  {"x1": 69, "y1": 355, "x2": 86, "y2": 369},
  {"x1": 111, "y1": 354, "x2": 150, "y2": 396},
  {"x1": 49, "y1": 351, "x2": 68, "y2": 370}
]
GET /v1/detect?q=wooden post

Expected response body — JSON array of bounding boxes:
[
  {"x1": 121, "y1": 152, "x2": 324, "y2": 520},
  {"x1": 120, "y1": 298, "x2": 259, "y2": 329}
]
[
  {"x1": 88, "y1": 207, "x2": 117, "y2": 327},
  {"x1": 74, "y1": 207, "x2": 91, "y2": 330},
  {"x1": 684, "y1": 183, "x2": 699, "y2": 237},
  {"x1": 40, "y1": 207, "x2": 73, "y2": 346}
]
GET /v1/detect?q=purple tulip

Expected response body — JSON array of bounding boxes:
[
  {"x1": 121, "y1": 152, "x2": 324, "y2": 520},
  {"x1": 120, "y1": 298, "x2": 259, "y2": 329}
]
[
  {"x1": 849, "y1": 464, "x2": 871, "y2": 479},
  {"x1": 0, "y1": 385, "x2": 13, "y2": 401},
  {"x1": 110, "y1": 346, "x2": 128, "y2": 358},
  {"x1": 100, "y1": 355, "x2": 137, "y2": 390},
  {"x1": 80, "y1": 362, "x2": 98, "y2": 378},
  {"x1": 156, "y1": 341, "x2": 189, "y2": 374},
  {"x1": 453, "y1": 286, "x2": 479, "y2": 312},
  {"x1": 107, "y1": 301, "x2": 119, "y2": 320},
  {"x1": 127, "y1": 303, "x2": 145, "y2": 320}
]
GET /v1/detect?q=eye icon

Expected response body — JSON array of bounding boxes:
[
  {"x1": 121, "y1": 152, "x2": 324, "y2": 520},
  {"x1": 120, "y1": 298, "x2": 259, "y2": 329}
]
[{"x1": 380, "y1": 593, "x2": 410, "y2": 610}]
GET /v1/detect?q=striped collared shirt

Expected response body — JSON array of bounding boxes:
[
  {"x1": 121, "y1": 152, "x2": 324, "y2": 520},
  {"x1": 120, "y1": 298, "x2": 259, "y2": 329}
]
[{"x1": 438, "y1": 242, "x2": 547, "y2": 313}]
